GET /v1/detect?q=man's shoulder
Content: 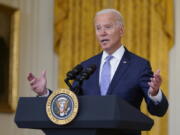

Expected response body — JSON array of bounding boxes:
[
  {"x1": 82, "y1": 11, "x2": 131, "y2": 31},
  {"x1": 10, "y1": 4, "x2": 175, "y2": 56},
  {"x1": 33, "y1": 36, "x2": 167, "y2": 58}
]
[
  {"x1": 80, "y1": 52, "x2": 102, "y2": 66},
  {"x1": 126, "y1": 49, "x2": 149, "y2": 64},
  {"x1": 125, "y1": 50, "x2": 152, "y2": 73}
]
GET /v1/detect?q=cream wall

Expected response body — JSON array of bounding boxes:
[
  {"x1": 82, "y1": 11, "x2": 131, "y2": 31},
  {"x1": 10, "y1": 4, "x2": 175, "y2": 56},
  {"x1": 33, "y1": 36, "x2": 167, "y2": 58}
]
[
  {"x1": 169, "y1": 0, "x2": 180, "y2": 135},
  {"x1": 0, "y1": 0, "x2": 179, "y2": 135},
  {"x1": 0, "y1": 0, "x2": 57, "y2": 135}
]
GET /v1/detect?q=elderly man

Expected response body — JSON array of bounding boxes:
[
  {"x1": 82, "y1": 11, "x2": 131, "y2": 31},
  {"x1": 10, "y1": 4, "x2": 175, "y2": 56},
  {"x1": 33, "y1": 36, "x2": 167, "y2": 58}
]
[{"x1": 28, "y1": 9, "x2": 168, "y2": 134}]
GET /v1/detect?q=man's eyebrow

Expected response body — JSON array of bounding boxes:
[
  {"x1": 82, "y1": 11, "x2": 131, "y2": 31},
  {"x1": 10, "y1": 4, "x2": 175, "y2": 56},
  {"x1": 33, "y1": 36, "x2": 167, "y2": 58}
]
[
  {"x1": 95, "y1": 24, "x2": 101, "y2": 27},
  {"x1": 104, "y1": 24, "x2": 113, "y2": 26}
]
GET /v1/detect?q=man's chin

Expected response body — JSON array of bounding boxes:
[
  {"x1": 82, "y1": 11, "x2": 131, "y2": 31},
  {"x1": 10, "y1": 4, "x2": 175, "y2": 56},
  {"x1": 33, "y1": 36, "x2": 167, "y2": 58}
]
[
  {"x1": 100, "y1": 44, "x2": 111, "y2": 50},
  {"x1": 102, "y1": 47, "x2": 112, "y2": 53}
]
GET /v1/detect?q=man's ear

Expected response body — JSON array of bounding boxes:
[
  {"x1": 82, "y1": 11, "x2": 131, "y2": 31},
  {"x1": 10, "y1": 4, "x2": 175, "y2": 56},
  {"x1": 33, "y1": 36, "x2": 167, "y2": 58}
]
[{"x1": 119, "y1": 25, "x2": 125, "y2": 37}]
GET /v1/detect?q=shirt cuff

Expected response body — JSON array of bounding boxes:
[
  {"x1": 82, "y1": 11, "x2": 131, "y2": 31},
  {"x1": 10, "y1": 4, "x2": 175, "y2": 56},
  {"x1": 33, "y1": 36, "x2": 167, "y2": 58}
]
[
  {"x1": 39, "y1": 89, "x2": 50, "y2": 97},
  {"x1": 148, "y1": 89, "x2": 162, "y2": 105}
]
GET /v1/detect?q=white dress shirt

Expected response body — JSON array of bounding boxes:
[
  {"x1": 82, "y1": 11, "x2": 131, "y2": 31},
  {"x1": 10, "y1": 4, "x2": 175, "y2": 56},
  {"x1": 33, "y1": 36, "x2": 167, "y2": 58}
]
[{"x1": 99, "y1": 45, "x2": 125, "y2": 83}]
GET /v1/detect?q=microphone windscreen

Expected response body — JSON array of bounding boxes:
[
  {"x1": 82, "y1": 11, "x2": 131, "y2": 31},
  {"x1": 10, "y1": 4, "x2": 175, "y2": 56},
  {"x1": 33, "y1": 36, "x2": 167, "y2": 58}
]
[{"x1": 66, "y1": 64, "x2": 83, "y2": 79}]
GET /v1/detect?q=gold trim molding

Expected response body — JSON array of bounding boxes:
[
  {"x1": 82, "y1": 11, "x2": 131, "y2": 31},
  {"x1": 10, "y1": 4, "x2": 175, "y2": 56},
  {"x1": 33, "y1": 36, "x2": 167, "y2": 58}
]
[{"x1": 0, "y1": 4, "x2": 20, "y2": 113}]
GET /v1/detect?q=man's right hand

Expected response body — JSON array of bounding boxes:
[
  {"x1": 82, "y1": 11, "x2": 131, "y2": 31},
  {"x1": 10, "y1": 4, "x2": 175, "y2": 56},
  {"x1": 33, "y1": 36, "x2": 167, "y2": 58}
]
[{"x1": 27, "y1": 70, "x2": 48, "y2": 96}]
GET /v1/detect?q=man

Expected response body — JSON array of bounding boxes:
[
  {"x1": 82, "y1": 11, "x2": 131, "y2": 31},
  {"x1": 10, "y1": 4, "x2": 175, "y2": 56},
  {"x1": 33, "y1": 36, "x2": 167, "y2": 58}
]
[{"x1": 27, "y1": 9, "x2": 168, "y2": 134}]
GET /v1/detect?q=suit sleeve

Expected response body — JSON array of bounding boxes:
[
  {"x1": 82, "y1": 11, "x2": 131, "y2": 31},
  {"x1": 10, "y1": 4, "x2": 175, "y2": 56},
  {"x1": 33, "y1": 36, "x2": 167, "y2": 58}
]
[{"x1": 138, "y1": 61, "x2": 168, "y2": 117}]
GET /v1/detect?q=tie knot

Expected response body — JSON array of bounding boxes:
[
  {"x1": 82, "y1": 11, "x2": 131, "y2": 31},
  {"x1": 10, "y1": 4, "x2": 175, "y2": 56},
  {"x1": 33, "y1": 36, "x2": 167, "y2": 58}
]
[{"x1": 105, "y1": 55, "x2": 113, "y2": 62}]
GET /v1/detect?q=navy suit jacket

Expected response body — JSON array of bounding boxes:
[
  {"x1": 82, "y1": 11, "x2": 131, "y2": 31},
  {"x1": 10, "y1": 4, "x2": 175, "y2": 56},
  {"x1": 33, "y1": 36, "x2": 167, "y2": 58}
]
[{"x1": 75, "y1": 48, "x2": 168, "y2": 117}]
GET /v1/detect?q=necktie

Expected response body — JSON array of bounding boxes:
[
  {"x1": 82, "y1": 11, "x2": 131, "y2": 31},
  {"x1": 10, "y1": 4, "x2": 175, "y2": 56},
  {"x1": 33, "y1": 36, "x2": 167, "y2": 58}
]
[{"x1": 100, "y1": 55, "x2": 113, "y2": 95}]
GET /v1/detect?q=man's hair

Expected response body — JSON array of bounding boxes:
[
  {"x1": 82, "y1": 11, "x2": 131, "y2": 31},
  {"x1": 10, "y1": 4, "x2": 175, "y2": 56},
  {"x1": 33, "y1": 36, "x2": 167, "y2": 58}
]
[{"x1": 95, "y1": 9, "x2": 124, "y2": 26}]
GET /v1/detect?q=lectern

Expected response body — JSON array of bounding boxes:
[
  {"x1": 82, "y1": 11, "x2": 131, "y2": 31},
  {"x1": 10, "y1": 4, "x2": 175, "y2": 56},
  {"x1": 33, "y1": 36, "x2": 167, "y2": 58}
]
[{"x1": 15, "y1": 96, "x2": 154, "y2": 135}]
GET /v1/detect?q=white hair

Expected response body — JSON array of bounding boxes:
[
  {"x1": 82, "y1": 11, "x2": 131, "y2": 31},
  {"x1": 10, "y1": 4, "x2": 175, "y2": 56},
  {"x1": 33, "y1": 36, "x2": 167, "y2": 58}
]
[{"x1": 95, "y1": 9, "x2": 124, "y2": 25}]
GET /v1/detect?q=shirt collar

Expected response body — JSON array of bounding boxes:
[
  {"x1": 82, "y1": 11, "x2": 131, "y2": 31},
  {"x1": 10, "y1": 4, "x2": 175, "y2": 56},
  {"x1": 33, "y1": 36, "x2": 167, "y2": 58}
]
[{"x1": 102, "y1": 45, "x2": 125, "y2": 61}]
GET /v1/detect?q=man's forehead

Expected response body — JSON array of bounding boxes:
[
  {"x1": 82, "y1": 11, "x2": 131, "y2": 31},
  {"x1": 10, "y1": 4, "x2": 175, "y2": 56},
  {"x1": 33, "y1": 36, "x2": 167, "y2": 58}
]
[
  {"x1": 95, "y1": 13, "x2": 117, "y2": 24},
  {"x1": 95, "y1": 13, "x2": 116, "y2": 19},
  {"x1": 95, "y1": 20, "x2": 116, "y2": 26},
  {"x1": 95, "y1": 22, "x2": 114, "y2": 27}
]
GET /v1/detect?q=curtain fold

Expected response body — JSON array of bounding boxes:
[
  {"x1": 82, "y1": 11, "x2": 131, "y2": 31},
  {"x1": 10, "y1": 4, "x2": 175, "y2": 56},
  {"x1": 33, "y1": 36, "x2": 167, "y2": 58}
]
[{"x1": 54, "y1": 0, "x2": 174, "y2": 135}]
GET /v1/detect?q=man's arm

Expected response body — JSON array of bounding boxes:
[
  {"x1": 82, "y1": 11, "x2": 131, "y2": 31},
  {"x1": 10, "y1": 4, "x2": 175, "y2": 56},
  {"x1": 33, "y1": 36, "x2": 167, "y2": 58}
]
[{"x1": 139, "y1": 61, "x2": 168, "y2": 116}]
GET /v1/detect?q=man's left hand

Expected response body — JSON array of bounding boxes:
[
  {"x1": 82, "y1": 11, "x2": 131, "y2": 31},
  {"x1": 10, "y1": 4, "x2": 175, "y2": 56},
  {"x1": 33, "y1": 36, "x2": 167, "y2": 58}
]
[{"x1": 148, "y1": 69, "x2": 162, "y2": 96}]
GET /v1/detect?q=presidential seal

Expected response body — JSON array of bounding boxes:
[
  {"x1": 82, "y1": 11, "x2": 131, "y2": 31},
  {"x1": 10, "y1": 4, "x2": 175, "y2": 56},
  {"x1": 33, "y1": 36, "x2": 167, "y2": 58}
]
[{"x1": 46, "y1": 89, "x2": 79, "y2": 125}]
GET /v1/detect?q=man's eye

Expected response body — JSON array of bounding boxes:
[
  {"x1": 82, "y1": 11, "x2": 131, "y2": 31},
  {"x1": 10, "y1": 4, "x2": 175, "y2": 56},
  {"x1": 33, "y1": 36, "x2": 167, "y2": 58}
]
[
  {"x1": 106, "y1": 26, "x2": 112, "y2": 29},
  {"x1": 96, "y1": 27, "x2": 101, "y2": 31}
]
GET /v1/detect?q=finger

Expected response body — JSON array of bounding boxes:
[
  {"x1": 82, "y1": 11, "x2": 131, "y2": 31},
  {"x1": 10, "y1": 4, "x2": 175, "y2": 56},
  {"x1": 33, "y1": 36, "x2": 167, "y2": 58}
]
[
  {"x1": 150, "y1": 78, "x2": 157, "y2": 85},
  {"x1": 151, "y1": 77, "x2": 161, "y2": 88},
  {"x1": 150, "y1": 77, "x2": 154, "y2": 82},
  {"x1": 32, "y1": 84, "x2": 42, "y2": 91},
  {"x1": 27, "y1": 73, "x2": 36, "y2": 81},
  {"x1": 148, "y1": 86, "x2": 154, "y2": 94},
  {"x1": 151, "y1": 77, "x2": 158, "y2": 84},
  {"x1": 41, "y1": 70, "x2": 46, "y2": 78},
  {"x1": 152, "y1": 75, "x2": 162, "y2": 85},
  {"x1": 148, "y1": 81, "x2": 157, "y2": 90},
  {"x1": 153, "y1": 75, "x2": 162, "y2": 87},
  {"x1": 148, "y1": 82, "x2": 156, "y2": 94},
  {"x1": 154, "y1": 73, "x2": 160, "y2": 79},
  {"x1": 32, "y1": 85, "x2": 39, "y2": 91},
  {"x1": 148, "y1": 84, "x2": 159, "y2": 96},
  {"x1": 154, "y1": 76, "x2": 161, "y2": 84},
  {"x1": 155, "y1": 69, "x2": 160, "y2": 75},
  {"x1": 32, "y1": 85, "x2": 37, "y2": 90},
  {"x1": 154, "y1": 69, "x2": 160, "y2": 75},
  {"x1": 30, "y1": 78, "x2": 36, "y2": 85},
  {"x1": 150, "y1": 75, "x2": 162, "y2": 88}
]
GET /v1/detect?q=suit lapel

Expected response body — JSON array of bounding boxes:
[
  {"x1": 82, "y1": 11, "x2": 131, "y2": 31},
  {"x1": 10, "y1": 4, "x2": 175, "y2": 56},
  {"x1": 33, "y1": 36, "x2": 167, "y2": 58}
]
[
  {"x1": 92, "y1": 53, "x2": 102, "y2": 95},
  {"x1": 107, "y1": 49, "x2": 131, "y2": 95}
]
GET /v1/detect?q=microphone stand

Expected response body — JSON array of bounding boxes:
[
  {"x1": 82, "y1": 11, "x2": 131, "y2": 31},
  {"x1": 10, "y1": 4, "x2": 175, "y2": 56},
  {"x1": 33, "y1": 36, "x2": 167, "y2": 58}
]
[
  {"x1": 64, "y1": 64, "x2": 83, "y2": 94},
  {"x1": 64, "y1": 77, "x2": 82, "y2": 95},
  {"x1": 64, "y1": 78, "x2": 74, "y2": 91}
]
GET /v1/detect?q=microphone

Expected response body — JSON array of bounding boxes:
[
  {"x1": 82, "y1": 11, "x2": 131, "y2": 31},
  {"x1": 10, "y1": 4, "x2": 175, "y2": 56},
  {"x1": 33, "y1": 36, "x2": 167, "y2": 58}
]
[
  {"x1": 64, "y1": 64, "x2": 96, "y2": 95},
  {"x1": 66, "y1": 64, "x2": 83, "y2": 80},
  {"x1": 78, "y1": 64, "x2": 96, "y2": 82},
  {"x1": 65, "y1": 64, "x2": 83, "y2": 91},
  {"x1": 72, "y1": 64, "x2": 96, "y2": 94}
]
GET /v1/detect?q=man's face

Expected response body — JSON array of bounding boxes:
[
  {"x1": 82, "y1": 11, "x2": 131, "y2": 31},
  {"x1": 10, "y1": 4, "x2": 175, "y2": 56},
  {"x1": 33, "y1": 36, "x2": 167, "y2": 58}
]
[{"x1": 95, "y1": 13, "x2": 124, "y2": 54}]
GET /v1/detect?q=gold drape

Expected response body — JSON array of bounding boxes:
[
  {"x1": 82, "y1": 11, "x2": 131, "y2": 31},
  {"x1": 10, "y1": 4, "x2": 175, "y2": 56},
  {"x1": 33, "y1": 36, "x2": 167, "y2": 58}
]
[{"x1": 54, "y1": 0, "x2": 174, "y2": 135}]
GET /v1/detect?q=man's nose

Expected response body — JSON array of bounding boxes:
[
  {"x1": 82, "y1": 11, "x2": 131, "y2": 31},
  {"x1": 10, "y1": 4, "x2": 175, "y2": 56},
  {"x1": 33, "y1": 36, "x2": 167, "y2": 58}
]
[{"x1": 100, "y1": 28, "x2": 107, "y2": 36}]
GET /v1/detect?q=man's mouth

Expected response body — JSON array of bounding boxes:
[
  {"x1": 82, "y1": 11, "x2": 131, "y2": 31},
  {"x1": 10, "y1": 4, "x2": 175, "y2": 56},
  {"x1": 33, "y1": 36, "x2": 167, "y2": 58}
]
[{"x1": 100, "y1": 39, "x2": 110, "y2": 43}]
